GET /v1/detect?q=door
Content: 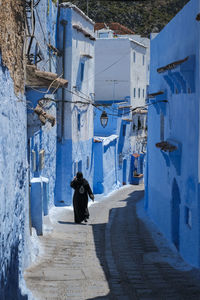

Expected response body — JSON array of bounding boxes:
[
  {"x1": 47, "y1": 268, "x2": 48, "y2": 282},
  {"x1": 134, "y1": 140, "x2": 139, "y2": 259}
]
[{"x1": 123, "y1": 159, "x2": 127, "y2": 185}]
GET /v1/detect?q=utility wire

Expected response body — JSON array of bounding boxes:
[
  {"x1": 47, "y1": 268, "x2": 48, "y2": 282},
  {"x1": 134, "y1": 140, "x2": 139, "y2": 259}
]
[{"x1": 17, "y1": 94, "x2": 166, "y2": 119}]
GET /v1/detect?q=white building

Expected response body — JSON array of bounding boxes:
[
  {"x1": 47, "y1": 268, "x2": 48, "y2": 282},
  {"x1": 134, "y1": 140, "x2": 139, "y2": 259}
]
[{"x1": 95, "y1": 24, "x2": 149, "y2": 156}]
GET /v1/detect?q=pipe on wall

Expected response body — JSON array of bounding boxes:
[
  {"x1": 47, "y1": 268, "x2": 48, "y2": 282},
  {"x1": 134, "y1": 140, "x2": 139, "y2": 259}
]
[{"x1": 60, "y1": 20, "x2": 68, "y2": 142}]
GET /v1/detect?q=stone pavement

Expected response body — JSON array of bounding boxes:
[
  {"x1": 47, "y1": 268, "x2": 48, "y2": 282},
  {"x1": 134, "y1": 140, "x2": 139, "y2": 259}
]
[{"x1": 25, "y1": 185, "x2": 200, "y2": 300}]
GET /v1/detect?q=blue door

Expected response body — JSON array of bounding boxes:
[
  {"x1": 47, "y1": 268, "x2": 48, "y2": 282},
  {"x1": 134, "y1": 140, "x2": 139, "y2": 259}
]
[{"x1": 123, "y1": 159, "x2": 127, "y2": 185}]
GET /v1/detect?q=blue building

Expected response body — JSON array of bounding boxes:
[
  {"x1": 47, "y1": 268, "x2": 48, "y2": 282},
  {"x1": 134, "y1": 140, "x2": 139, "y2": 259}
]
[
  {"x1": 26, "y1": 0, "x2": 64, "y2": 235},
  {"x1": 55, "y1": 3, "x2": 95, "y2": 205},
  {"x1": 0, "y1": 0, "x2": 66, "y2": 297},
  {"x1": 93, "y1": 103, "x2": 132, "y2": 195},
  {"x1": 0, "y1": 51, "x2": 29, "y2": 299},
  {"x1": 146, "y1": 0, "x2": 200, "y2": 267}
]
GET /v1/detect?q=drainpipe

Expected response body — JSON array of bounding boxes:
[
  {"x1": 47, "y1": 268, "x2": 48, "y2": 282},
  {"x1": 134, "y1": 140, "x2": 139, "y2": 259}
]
[{"x1": 60, "y1": 20, "x2": 68, "y2": 142}]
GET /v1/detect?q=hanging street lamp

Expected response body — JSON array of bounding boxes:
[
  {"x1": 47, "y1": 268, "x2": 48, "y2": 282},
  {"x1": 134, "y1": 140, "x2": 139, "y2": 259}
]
[{"x1": 100, "y1": 110, "x2": 108, "y2": 128}]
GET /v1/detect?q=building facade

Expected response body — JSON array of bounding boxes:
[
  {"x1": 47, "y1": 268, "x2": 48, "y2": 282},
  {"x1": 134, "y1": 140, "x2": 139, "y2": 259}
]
[
  {"x1": 93, "y1": 104, "x2": 132, "y2": 194},
  {"x1": 95, "y1": 36, "x2": 147, "y2": 106},
  {"x1": 146, "y1": 0, "x2": 200, "y2": 267},
  {"x1": 55, "y1": 3, "x2": 95, "y2": 205},
  {"x1": 26, "y1": 0, "x2": 59, "y2": 235},
  {"x1": 0, "y1": 55, "x2": 29, "y2": 300},
  {"x1": 94, "y1": 25, "x2": 148, "y2": 191}
]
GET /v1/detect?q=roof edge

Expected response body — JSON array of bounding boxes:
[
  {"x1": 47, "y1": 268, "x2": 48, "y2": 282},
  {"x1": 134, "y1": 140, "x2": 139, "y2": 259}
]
[{"x1": 60, "y1": 2, "x2": 95, "y2": 25}]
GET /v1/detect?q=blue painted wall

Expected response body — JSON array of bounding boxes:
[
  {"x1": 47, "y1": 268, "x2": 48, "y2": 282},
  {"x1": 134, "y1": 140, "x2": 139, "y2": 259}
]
[
  {"x1": 25, "y1": 0, "x2": 58, "y2": 236},
  {"x1": 56, "y1": 138, "x2": 93, "y2": 205},
  {"x1": 146, "y1": 0, "x2": 200, "y2": 267},
  {"x1": 93, "y1": 103, "x2": 132, "y2": 194},
  {"x1": 0, "y1": 56, "x2": 29, "y2": 298}
]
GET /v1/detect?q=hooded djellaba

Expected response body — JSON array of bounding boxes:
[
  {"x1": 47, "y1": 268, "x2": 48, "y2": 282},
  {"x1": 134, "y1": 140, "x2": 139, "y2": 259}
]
[{"x1": 70, "y1": 172, "x2": 94, "y2": 223}]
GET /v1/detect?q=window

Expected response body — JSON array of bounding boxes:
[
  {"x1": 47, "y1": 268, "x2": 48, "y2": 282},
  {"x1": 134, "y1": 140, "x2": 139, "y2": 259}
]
[
  {"x1": 78, "y1": 160, "x2": 82, "y2": 172},
  {"x1": 39, "y1": 149, "x2": 45, "y2": 170},
  {"x1": 99, "y1": 32, "x2": 108, "y2": 38},
  {"x1": 77, "y1": 113, "x2": 81, "y2": 131},
  {"x1": 86, "y1": 156, "x2": 89, "y2": 169},
  {"x1": 143, "y1": 89, "x2": 145, "y2": 98},
  {"x1": 80, "y1": 62, "x2": 84, "y2": 82},
  {"x1": 137, "y1": 116, "x2": 142, "y2": 130},
  {"x1": 143, "y1": 55, "x2": 145, "y2": 65},
  {"x1": 31, "y1": 150, "x2": 36, "y2": 172},
  {"x1": 133, "y1": 88, "x2": 136, "y2": 98},
  {"x1": 133, "y1": 51, "x2": 136, "y2": 63},
  {"x1": 138, "y1": 88, "x2": 140, "y2": 98}
]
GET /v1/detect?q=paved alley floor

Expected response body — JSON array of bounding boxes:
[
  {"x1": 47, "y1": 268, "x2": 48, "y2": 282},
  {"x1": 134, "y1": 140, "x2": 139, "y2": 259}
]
[{"x1": 25, "y1": 185, "x2": 200, "y2": 300}]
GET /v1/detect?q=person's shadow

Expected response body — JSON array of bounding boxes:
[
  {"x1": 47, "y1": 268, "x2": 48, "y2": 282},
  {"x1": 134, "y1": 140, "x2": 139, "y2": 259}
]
[{"x1": 58, "y1": 221, "x2": 87, "y2": 225}]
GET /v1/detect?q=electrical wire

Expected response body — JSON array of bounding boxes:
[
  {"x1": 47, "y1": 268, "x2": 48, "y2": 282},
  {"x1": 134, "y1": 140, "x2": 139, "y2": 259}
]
[
  {"x1": 77, "y1": 35, "x2": 148, "y2": 87},
  {"x1": 24, "y1": 5, "x2": 152, "y2": 118},
  {"x1": 16, "y1": 93, "x2": 166, "y2": 119}
]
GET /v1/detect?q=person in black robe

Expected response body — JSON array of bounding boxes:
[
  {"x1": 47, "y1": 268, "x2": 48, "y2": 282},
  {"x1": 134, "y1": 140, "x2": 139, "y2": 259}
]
[{"x1": 70, "y1": 172, "x2": 94, "y2": 223}]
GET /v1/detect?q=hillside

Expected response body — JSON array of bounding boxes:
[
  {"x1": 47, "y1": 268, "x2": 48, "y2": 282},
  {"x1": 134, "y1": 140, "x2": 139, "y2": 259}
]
[{"x1": 67, "y1": 0, "x2": 189, "y2": 36}]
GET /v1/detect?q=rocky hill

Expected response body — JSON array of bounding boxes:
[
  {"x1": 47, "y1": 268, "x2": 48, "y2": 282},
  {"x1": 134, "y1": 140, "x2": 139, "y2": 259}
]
[{"x1": 67, "y1": 0, "x2": 189, "y2": 36}]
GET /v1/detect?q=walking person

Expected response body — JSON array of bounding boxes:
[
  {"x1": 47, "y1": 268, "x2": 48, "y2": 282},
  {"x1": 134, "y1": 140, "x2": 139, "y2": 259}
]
[{"x1": 70, "y1": 172, "x2": 94, "y2": 223}]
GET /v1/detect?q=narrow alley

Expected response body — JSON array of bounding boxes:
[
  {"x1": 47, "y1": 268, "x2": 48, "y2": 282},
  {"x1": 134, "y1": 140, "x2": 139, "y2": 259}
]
[{"x1": 25, "y1": 185, "x2": 200, "y2": 300}]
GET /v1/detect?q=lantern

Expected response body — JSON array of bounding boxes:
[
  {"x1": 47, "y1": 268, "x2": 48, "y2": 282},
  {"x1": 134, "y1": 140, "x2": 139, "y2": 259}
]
[{"x1": 100, "y1": 110, "x2": 108, "y2": 128}]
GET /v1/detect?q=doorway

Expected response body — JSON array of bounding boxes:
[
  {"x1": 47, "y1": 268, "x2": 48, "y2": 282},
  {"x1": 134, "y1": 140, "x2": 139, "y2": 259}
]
[
  {"x1": 171, "y1": 178, "x2": 181, "y2": 250},
  {"x1": 123, "y1": 159, "x2": 127, "y2": 185}
]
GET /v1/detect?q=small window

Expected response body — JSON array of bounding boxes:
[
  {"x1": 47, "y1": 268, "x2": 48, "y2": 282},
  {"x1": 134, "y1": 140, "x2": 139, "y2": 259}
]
[
  {"x1": 86, "y1": 156, "x2": 89, "y2": 169},
  {"x1": 31, "y1": 150, "x2": 36, "y2": 172},
  {"x1": 138, "y1": 88, "x2": 140, "y2": 98},
  {"x1": 39, "y1": 149, "x2": 45, "y2": 170},
  {"x1": 133, "y1": 88, "x2": 136, "y2": 98},
  {"x1": 143, "y1": 89, "x2": 145, "y2": 98},
  {"x1": 80, "y1": 62, "x2": 84, "y2": 82},
  {"x1": 143, "y1": 55, "x2": 145, "y2": 65},
  {"x1": 133, "y1": 51, "x2": 136, "y2": 63},
  {"x1": 99, "y1": 32, "x2": 108, "y2": 38},
  {"x1": 78, "y1": 113, "x2": 81, "y2": 131}
]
